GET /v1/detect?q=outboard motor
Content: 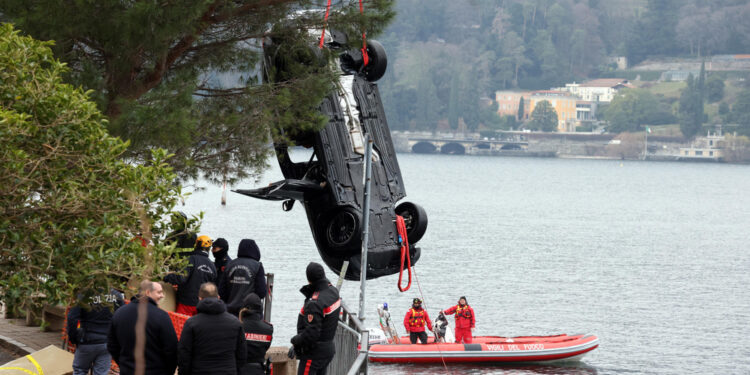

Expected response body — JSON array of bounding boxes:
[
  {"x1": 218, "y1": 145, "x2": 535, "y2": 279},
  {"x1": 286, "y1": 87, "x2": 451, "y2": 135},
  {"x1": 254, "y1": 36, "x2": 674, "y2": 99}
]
[{"x1": 434, "y1": 312, "x2": 450, "y2": 343}]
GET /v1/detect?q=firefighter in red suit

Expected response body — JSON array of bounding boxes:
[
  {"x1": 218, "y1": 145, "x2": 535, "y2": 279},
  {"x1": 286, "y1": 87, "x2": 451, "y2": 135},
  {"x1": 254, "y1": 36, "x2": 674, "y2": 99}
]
[
  {"x1": 442, "y1": 296, "x2": 475, "y2": 343},
  {"x1": 403, "y1": 298, "x2": 432, "y2": 344}
]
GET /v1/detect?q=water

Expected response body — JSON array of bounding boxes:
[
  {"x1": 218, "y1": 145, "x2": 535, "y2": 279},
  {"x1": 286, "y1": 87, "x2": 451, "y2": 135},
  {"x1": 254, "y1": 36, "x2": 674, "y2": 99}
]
[{"x1": 181, "y1": 153, "x2": 750, "y2": 375}]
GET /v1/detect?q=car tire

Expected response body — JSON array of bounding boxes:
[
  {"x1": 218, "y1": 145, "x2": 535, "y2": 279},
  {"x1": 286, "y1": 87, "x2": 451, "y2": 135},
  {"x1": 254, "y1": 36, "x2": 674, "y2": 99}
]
[
  {"x1": 321, "y1": 206, "x2": 361, "y2": 250},
  {"x1": 364, "y1": 40, "x2": 387, "y2": 82},
  {"x1": 395, "y1": 202, "x2": 428, "y2": 244}
]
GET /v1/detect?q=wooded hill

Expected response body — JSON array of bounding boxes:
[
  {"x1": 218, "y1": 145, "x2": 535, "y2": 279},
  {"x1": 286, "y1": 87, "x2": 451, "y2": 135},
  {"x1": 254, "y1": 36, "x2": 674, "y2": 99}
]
[{"x1": 376, "y1": 0, "x2": 750, "y2": 134}]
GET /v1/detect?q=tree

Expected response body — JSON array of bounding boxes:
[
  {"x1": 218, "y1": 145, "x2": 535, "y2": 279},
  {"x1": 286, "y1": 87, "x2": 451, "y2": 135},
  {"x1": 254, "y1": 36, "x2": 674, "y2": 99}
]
[
  {"x1": 730, "y1": 90, "x2": 750, "y2": 137},
  {"x1": 500, "y1": 31, "x2": 530, "y2": 87},
  {"x1": 706, "y1": 75, "x2": 725, "y2": 103},
  {"x1": 448, "y1": 74, "x2": 460, "y2": 131},
  {"x1": 479, "y1": 101, "x2": 503, "y2": 130},
  {"x1": 0, "y1": 25, "x2": 188, "y2": 315},
  {"x1": 626, "y1": 0, "x2": 680, "y2": 64},
  {"x1": 719, "y1": 101, "x2": 731, "y2": 124},
  {"x1": 679, "y1": 67, "x2": 706, "y2": 139},
  {"x1": 517, "y1": 97, "x2": 525, "y2": 121},
  {"x1": 528, "y1": 100, "x2": 558, "y2": 132},
  {"x1": 415, "y1": 75, "x2": 440, "y2": 130},
  {"x1": 459, "y1": 69, "x2": 481, "y2": 132},
  {"x1": 604, "y1": 89, "x2": 660, "y2": 133},
  {"x1": 0, "y1": 1, "x2": 395, "y2": 183}
]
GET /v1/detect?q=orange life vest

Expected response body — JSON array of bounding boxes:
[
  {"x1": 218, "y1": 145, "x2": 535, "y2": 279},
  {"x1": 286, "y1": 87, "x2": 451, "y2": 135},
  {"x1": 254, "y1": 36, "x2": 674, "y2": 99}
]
[
  {"x1": 455, "y1": 305, "x2": 472, "y2": 320},
  {"x1": 408, "y1": 308, "x2": 427, "y2": 328}
]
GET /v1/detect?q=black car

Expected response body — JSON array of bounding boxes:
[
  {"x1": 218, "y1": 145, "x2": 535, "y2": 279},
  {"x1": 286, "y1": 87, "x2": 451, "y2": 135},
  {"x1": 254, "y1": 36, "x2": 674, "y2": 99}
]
[{"x1": 235, "y1": 29, "x2": 427, "y2": 280}]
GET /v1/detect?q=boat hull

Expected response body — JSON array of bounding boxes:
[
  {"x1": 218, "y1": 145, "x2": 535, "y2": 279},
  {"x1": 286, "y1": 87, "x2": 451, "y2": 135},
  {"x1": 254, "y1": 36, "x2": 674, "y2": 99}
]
[{"x1": 368, "y1": 334, "x2": 599, "y2": 364}]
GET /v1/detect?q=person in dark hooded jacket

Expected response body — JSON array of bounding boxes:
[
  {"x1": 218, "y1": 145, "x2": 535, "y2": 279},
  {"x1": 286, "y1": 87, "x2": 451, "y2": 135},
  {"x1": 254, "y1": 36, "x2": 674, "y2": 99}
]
[
  {"x1": 211, "y1": 237, "x2": 232, "y2": 282},
  {"x1": 178, "y1": 282, "x2": 246, "y2": 375},
  {"x1": 164, "y1": 235, "x2": 217, "y2": 316},
  {"x1": 288, "y1": 262, "x2": 341, "y2": 375},
  {"x1": 219, "y1": 239, "x2": 267, "y2": 315},
  {"x1": 239, "y1": 293, "x2": 273, "y2": 375}
]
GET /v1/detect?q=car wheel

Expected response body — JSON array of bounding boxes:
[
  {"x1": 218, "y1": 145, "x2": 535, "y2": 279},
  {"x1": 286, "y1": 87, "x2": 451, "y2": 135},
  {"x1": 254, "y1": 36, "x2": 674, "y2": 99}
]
[
  {"x1": 323, "y1": 207, "x2": 361, "y2": 249},
  {"x1": 364, "y1": 40, "x2": 387, "y2": 82},
  {"x1": 395, "y1": 202, "x2": 428, "y2": 244}
]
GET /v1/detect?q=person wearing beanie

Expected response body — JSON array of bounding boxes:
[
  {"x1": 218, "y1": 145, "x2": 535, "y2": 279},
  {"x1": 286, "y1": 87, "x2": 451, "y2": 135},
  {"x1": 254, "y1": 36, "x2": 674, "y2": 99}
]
[
  {"x1": 211, "y1": 237, "x2": 232, "y2": 283},
  {"x1": 442, "y1": 296, "x2": 476, "y2": 344},
  {"x1": 288, "y1": 262, "x2": 341, "y2": 375},
  {"x1": 239, "y1": 294, "x2": 273, "y2": 375},
  {"x1": 164, "y1": 235, "x2": 217, "y2": 316},
  {"x1": 403, "y1": 298, "x2": 433, "y2": 344},
  {"x1": 219, "y1": 239, "x2": 267, "y2": 316}
]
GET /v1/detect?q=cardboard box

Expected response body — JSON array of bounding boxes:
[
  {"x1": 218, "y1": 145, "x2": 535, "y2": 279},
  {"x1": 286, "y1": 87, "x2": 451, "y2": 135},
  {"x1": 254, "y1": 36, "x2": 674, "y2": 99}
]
[
  {"x1": 158, "y1": 281, "x2": 176, "y2": 312},
  {"x1": 0, "y1": 345, "x2": 74, "y2": 375}
]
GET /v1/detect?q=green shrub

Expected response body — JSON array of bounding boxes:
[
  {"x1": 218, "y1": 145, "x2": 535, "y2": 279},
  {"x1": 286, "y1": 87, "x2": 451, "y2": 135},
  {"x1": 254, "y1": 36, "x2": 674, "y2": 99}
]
[{"x1": 0, "y1": 24, "x2": 189, "y2": 312}]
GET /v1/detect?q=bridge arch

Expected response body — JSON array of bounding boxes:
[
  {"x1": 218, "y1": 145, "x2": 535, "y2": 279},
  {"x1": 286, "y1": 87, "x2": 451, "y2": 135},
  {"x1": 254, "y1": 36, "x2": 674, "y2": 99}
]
[
  {"x1": 412, "y1": 141, "x2": 437, "y2": 154},
  {"x1": 441, "y1": 142, "x2": 466, "y2": 155},
  {"x1": 501, "y1": 143, "x2": 523, "y2": 150}
]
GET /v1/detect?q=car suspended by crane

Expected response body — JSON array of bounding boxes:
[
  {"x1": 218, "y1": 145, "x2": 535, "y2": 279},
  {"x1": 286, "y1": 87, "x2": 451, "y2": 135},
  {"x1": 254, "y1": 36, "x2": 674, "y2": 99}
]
[{"x1": 235, "y1": 18, "x2": 427, "y2": 281}]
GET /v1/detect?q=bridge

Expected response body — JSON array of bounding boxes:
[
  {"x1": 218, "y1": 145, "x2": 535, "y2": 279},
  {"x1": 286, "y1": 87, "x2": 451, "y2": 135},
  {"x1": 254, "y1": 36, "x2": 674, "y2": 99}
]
[{"x1": 407, "y1": 137, "x2": 528, "y2": 155}]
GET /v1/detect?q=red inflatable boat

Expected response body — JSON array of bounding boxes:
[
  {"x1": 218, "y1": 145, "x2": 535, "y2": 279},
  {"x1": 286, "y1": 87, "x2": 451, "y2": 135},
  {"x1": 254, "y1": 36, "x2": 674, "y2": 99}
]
[{"x1": 368, "y1": 334, "x2": 599, "y2": 364}]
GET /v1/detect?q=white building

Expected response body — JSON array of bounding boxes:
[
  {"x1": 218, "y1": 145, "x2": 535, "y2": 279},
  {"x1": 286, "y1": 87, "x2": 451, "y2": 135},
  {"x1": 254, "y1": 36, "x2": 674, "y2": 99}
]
[{"x1": 556, "y1": 79, "x2": 632, "y2": 103}]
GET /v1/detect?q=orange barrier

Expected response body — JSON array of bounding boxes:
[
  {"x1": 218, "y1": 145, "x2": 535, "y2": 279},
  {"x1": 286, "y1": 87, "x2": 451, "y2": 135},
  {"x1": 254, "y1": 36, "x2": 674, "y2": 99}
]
[{"x1": 167, "y1": 311, "x2": 190, "y2": 339}]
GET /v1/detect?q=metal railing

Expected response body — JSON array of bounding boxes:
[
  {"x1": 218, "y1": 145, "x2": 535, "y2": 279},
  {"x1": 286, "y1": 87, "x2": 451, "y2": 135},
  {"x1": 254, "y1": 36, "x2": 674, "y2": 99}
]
[
  {"x1": 328, "y1": 302, "x2": 368, "y2": 375},
  {"x1": 263, "y1": 273, "x2": 274, "y2": 321}
]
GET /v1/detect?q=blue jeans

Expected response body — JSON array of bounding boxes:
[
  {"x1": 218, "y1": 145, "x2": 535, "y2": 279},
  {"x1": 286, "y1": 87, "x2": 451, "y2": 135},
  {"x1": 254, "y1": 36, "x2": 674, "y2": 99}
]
[{"x1": 72, "y1": 343, "x2": 111, "y2": 375}]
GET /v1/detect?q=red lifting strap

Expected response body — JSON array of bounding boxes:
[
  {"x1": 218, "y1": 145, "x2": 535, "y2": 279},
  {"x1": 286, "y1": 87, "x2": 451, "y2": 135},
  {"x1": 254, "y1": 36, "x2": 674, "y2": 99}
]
[
  {"x1": 319, "y1": 0, "x2": 368, "y2": 67},
  {"x1": 359, "y1": 0, "x2": 369, "y2": 66},
  {"x1": 319, "y1": 0, "x2": 332, "y2": 49},
  {"x1": 396, "y1": 215, "x2": 412, "y2": 292}
]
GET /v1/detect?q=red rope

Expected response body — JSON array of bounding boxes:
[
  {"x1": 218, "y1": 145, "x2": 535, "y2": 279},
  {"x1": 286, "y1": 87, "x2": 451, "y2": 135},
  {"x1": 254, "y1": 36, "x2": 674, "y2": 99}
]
[
  {"x1": 359, "y1": 0, "x2": 369, "y2": 66},
  {"x1": 396, "y1": 215, "x2": 412, "y2": 292},
  {"x1": 319, "y1": 0, "x2": 332, "y2": 49}
]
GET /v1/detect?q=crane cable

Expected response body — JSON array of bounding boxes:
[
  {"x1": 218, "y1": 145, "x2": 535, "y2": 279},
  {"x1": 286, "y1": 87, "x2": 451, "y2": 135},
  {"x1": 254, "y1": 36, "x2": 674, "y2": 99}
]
[{"x1": 396, "y1": 216, "x2": 451, "y2": 372}]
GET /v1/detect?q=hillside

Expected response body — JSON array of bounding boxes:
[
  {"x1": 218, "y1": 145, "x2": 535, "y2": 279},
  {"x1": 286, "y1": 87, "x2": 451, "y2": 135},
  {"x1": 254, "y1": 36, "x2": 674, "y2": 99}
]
[{"x1": 376, "y1": 0, "x2": 750, "y2": 134}]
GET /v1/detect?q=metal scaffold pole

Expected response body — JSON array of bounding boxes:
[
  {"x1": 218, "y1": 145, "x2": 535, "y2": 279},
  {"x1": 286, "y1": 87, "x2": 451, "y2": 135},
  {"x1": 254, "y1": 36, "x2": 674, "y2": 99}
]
[{"x1": 351, "y1": 133, "x2": 373, "y2": 375}]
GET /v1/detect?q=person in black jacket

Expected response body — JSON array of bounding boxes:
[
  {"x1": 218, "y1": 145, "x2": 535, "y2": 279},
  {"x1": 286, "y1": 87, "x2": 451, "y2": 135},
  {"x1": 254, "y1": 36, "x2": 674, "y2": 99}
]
[
  {"x1": 68, "y1": 289, "x2": 125, "y2": 375},
  {"x1": 165, "y1": 211, "x2": 197, "y2": 253},
  {"x1": 211, "y1": 237, "x2": 232, "y2": 283},
  {"x1": 289, "y1": 262, "x2": 341, "y2": 375},
  {"x1": 164, "y1": 235, "x2": 217, "y2": 316},
  {"x1": 107, "y1": 281, "x2": 178, "y2": 375},
  {"x1": 219, "y1": 239, "x2": 267, "y2": 316},
  {"x1": 177, "y1": 282, "x2": 246, "y2": 375},
  {"x1": 239, "y1": 293, "x2": 273, "y2": 375}
]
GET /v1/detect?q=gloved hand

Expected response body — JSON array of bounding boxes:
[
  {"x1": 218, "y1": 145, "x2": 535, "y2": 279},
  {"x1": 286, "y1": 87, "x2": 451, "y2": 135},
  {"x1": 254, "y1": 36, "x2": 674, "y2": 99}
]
[{"x1": 287, "y1": 346, "x2": 296, "y2": 359}]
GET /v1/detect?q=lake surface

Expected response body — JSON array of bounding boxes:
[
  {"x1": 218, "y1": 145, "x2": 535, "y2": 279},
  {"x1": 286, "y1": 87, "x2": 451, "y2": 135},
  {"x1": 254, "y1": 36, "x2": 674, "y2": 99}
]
[{"x1": 181, "y1": 152, "x2": 750, "y2": 375}]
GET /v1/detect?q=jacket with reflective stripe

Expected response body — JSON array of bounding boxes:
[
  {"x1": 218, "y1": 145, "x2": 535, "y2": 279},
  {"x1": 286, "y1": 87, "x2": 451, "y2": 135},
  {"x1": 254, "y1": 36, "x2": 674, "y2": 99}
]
[
  {"x1": 292, "y1": 280, "x2": 341, "y2": 354},
  {"x1": 241, "y1": 313, "x2": 273, "y2": 365}
]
